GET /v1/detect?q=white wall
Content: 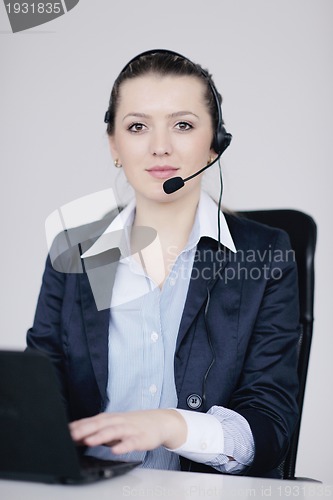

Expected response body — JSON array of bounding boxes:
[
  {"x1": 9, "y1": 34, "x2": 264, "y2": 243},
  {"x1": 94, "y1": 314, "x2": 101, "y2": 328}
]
[{"x1": 1, "y1": 0, "x2": 332, "y2": 483}]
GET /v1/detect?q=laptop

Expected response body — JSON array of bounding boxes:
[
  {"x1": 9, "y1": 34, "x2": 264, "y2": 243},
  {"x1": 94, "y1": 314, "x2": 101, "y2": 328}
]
[{"x1": 0, "y1": 350, "x2": 140, "y2": 484}]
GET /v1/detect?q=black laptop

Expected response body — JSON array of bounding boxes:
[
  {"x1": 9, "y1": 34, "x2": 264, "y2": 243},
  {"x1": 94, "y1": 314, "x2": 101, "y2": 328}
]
[{"x1": 0, "y1": 350, "x2": 140, "y2": 484}]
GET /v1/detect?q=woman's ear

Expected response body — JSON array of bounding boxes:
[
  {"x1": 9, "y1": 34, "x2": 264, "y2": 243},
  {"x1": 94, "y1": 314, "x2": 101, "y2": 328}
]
[
  {"x1": 209, "y1": 149, "x2": 218, "y2": 163},
  {"x1": 108, "y1": 135, "x2": 119, "y2": 161}
]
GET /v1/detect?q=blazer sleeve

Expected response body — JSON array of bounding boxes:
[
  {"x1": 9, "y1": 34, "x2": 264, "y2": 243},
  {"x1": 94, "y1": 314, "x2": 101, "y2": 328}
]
[
  {"x1": 230, "y1": 229, "x2": 300, "y2": 476},
  {"x1": 26, "y1": 254, "x2": 72, "y2": 413}
]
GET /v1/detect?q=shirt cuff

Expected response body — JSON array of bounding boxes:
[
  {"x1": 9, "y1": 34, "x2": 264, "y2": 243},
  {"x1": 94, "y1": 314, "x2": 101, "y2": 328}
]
[
  {"x1": 207, "y1": 405, "x2": 255, "y2": 470},
  {"x1": 165, "y1": 408, "x2": 225, "y2": 463}
]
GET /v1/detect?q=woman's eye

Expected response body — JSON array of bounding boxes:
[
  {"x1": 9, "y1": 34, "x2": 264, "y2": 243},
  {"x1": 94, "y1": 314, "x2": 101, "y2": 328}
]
[
  {"x1": 128, "y1": 122, "x2": 146, "y2": 133},
  {"x1": 175, "y1": 121, "x2": 193, "y2": 131}
]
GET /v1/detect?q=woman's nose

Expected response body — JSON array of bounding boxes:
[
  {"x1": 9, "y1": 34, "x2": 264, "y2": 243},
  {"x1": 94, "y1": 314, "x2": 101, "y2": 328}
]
[{"x1": 150, "y1": 129, "x2": 173, "y2": 156}]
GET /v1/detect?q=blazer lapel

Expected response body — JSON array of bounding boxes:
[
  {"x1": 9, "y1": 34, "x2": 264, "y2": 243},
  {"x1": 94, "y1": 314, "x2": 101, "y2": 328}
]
[
  {"x1": 176, "y1": 239, "x2": 231, "y2": 350},
  {"x1": 79, "y1": 250, "x2": 120, "y2": 407}
]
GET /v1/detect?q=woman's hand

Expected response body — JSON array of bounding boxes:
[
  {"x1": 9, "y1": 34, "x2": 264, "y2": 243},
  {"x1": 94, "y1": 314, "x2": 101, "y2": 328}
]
[{"x1": 69, "y1": 409, "x2": 187, "y2": 454}]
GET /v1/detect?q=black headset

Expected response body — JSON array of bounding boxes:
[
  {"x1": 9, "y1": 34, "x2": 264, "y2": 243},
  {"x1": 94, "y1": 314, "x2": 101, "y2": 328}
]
[
  {"x1": 104, "y1": 50, "x2": 229, "y2": 413},
  {"x1": 104, "y1": 49, "x2": 232, "y2": 156}
]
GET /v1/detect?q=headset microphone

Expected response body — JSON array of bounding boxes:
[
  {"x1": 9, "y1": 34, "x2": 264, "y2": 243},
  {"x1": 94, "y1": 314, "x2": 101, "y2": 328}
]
[
  {"x1": 103, "y1": 48, "x2": 232, "y2": 195},
  {"x1": 163, "y1": 132, "x2": 232, "y2": 194},
  {"x1": 163, "y1": 177, "x2": 185, "y2": 194},
  {"x1": 163, "y1": 156, "x2": 217, "y2": 194},
  {"x1": 104, "y1": 49, "x2": 231, "y2": 405}
]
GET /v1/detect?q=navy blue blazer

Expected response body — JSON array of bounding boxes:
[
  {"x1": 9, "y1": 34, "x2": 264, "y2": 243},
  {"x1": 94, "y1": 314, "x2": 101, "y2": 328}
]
[{"x1": 27, "y1": 211, "x2": 300, "y2": 478}]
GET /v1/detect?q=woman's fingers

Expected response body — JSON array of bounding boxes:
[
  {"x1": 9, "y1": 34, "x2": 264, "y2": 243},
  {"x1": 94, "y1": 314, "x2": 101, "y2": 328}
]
[
  {"x1": 70, "y1": 414, "x2": 126, "y2": 447},
  {"x1": 69, "y1": 413, "x2": 110, "y2": 441},
  {"x1": 69, "y1": 409, "x2": 187, "y2": 452}
]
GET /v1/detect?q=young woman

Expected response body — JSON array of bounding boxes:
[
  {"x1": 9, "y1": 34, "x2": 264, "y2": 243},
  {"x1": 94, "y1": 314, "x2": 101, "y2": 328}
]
[{"x1": 27, "y1": 50, "x2": 300, "y2": 478}]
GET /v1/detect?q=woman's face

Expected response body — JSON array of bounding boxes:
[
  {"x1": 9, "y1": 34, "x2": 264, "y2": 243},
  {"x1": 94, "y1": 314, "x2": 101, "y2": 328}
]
[{"x1": 109, "y1": 74, "x2": 216, "y2": 204}]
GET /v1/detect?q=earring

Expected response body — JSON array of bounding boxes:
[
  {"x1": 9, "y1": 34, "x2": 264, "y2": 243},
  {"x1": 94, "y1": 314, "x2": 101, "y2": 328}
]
[
  {"x1": 114, "y1": 159, "x2": 122, "y2": 168},
  {"x1": 207, "y1": 156, "x2": 215, "y2": 165}
]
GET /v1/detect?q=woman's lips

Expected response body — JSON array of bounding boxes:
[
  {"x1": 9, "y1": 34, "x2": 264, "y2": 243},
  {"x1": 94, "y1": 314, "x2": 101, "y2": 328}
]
[{"x1": 146, "y1": 166, "x2": 179, "y2": 179}]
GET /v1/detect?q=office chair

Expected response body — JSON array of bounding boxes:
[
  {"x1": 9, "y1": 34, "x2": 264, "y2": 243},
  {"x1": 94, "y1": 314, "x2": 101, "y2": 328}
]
[{"x1": 238, "y1": 209, "x2": 317, "y2": 480}]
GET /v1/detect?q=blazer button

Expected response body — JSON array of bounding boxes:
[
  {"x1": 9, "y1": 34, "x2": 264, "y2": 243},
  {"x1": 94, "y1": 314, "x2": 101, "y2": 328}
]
[{"x1": 186, "y1": 394, "x2": 202, "y2": 409}]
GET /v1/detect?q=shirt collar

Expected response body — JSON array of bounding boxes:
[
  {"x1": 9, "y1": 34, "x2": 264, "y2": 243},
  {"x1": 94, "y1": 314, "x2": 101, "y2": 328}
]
[
  {"x1": 81, "y1": 200, "x2": 136, "y2": 258},
  {"x1": 81, "y1": 191, "x2": 236, "y2": 258},
  {"x1": 194, "y1": 190, "x2": 237, "y2": 253}
]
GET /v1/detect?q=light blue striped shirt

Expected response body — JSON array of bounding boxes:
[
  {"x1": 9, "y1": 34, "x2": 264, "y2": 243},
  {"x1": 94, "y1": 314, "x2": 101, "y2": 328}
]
[{"x1": 84, "y1": 191, "x2": 254, "y2": 472}]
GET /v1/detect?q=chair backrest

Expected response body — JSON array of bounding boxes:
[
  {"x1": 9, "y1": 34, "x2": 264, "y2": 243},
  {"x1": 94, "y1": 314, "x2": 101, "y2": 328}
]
[{"x1": 237, "y1": 209, "x2": 317, "y2": 479}]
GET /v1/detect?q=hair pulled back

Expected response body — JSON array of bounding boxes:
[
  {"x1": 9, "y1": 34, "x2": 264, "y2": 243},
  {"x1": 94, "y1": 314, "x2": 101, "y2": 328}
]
[{"x1": 105, "y1": 51, "x2": 223, "y2": 137}]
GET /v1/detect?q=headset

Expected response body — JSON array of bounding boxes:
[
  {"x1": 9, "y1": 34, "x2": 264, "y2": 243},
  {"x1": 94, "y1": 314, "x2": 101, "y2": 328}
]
[
  {"x1": 104, "y1": 49, "x2": 232, "y2": 194},
  {"x1": 104, "y1": 50, "x2": 231, "y2": 414}
]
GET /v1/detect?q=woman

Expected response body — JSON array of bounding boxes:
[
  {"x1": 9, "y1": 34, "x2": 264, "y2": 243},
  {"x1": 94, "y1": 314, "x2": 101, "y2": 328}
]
[{"x1": 27, "y1": 50, "x2": 300, "y2": 477}]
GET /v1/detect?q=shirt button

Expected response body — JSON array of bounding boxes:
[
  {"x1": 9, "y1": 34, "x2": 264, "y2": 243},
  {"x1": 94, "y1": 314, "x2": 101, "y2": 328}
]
[
  {"x1": 200, "y1": 442, "x2": 208, "y2": 451},
  {"x1": 149, "y1": 384, "x2": 157, "y2": 395},
  {"x1": 151, "y1": 332, "x2": 159, "y2": 342},
  {"x1": 169, "y1": 278, "x2": 176, "y2": 287}
]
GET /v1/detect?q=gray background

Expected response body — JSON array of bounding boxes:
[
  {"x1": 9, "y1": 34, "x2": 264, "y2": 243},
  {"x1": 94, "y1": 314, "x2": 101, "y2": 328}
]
[{"x1": 1, "y1": 0, "x2": 332, "y2": 483}]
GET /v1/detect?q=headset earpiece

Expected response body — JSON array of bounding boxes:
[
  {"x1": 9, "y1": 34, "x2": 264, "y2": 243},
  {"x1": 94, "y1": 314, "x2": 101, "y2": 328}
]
[
  {"x1": 213, "y1": 125, "x2": 232, "y2": 155},
  {"x1": 105, "y1": 49, "x2": 232, "y2": 157}
]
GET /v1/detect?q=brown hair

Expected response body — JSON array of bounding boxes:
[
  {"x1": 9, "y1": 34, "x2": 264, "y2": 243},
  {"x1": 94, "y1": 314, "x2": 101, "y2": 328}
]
[{"x1": 105, "y1": 50, "x2": 223, "y2": 138}]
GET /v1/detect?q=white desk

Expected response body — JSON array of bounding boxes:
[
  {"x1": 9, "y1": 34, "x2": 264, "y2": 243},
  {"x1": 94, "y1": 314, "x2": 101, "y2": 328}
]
[{"x1": 0, "y1": 469, "x2": 331, "y2": 500}]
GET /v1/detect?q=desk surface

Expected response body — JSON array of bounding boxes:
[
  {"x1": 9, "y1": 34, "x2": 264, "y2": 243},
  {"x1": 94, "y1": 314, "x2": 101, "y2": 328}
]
[{"x1": 0, "y1": 469, "x2": 331, "y2": 500}]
